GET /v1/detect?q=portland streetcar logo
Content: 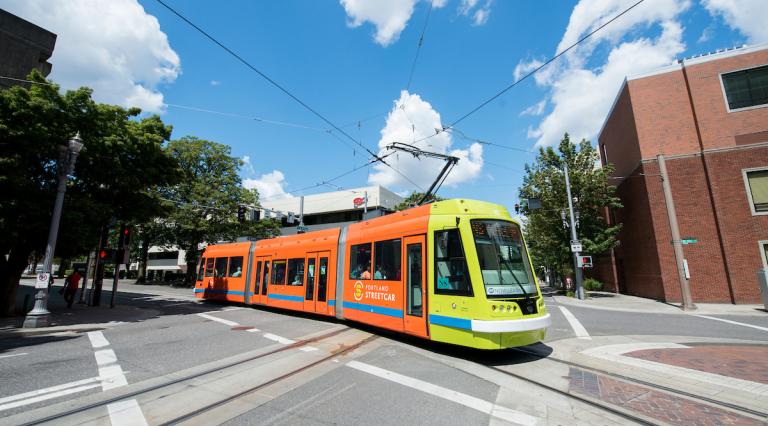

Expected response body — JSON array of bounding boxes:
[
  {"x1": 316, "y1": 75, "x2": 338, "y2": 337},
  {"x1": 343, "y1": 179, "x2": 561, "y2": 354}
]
[
  {"x1": 354, "y1": 281, "x2": 364, "y2": 301},
  {"x1": 353, "y1": 197, "x2": 365, "y2": 208}
]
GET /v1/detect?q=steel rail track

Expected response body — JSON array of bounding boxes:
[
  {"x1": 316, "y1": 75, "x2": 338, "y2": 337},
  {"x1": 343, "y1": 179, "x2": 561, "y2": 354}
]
[{"x1": 24, "y1": 326, "x2": 355, "y2": 426}]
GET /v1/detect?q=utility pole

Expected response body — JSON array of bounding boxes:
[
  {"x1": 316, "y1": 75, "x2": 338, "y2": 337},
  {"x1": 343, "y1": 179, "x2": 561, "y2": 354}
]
[
  {"x1": 657, "y1": 154, "x2": 696, "y2": 310},
  {"x1": 363, "y1": 190, "x2": 368, "y2": 214},
  {"x1": 564, "y1": 162, "x2": 585, "y2": 300},
  {"x1": 299, "y1": 196, "x2": 305, "y2": 226}
]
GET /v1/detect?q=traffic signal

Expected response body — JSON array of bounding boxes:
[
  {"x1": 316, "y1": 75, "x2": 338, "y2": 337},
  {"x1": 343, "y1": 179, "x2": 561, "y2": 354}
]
[
  {"x1": 118, "y1": 224, "x2": 132, "y2": 249},
  {"x1": 514, "y1": 203, "x2": 520, "y2": 214},
  {"x1": 98, "y1": 249, "x2": 116, "y2": 263},
  {"x1": 237, "y1": 206, "x2": 246, "y2": 223}
]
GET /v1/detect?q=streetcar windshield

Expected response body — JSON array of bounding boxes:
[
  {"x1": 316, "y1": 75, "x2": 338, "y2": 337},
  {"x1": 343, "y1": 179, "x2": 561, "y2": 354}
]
[{"x1": 471, "y1": 220, "x2": 536, "y2": 297}]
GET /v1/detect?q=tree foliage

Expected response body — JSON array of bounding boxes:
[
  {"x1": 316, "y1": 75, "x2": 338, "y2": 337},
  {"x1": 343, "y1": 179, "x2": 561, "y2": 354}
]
[
  {"x1": 0, "y1": 71, "x2": 180, "y2": 314},
  {"x1": 518, "y1": 134, "x2": 622, "y2": 277},
  {"x1": 157, "y1": 137, "x2": 280, "y2": 284},
  {"x1": 393, "y1": 192, "x2": 445, "y2": 211}
]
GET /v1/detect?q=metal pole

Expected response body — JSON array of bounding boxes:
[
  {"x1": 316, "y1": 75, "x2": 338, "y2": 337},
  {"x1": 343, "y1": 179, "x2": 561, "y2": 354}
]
[
  {"x1": 24, "y1": 134, "x2": 83, "y2": 327},
  {"x1": 363, "y1": 191, "x2": 368, "y2": 214},
  {"x1": 564, "y1": 163, "x2": 585, "y2": 300},
  {"x1": 657, "y1": 154, "x2": 696, "y2": 310},
  {"x1": 78, "y1": 250, "x2": 92, "y2": 304},
  {"x1": 299, "y1": 196, "x2": 304, "y2": 226},
  {"x1": 110, "y1": 264, "x2": 120, "y2": 308}
]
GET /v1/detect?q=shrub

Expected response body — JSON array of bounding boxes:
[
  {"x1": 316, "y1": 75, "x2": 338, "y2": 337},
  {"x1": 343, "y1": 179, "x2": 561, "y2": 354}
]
[
  {"x1": 566, "y1": 290, "x2": 575, "y2": 298},
  {"x1": 583, "y1": 278, "x2": 603, "y2": 291}
]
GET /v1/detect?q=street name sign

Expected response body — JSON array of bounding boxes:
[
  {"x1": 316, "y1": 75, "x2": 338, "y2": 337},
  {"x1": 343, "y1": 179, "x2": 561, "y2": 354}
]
[
  {"x1": 570, "y1": 241, "x2": 582, "y2": 252},
  {"x1": 35, "y1": 273, "x2": 49, "y2": 289}
]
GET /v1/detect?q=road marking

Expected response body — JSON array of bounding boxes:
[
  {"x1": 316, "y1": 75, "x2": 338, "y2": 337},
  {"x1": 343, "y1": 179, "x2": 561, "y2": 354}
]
[
  {"x1": 196, "y1": 312, "x2": 239, "y2": 327},
  {"x1": 299, "y1": 346, "x2": 318, "y2": 352},
  {"x1": 0, "y1": 383, "x2": 101, "y2": 412},
  {"x1": 347, "y1": 361, "x2": 537, "y2": 426},
  {"x1": 558, "y1": 306, "x2": 591, "y2": 340},
  {"x1": 694, "y1": 315, "x2": 768, "y2": 332},
  {"x1": 87, "y1": 332, "x2": 148, "y2": 425},
  {"x1": 246, "y1": 327, "x2": 262, "y2": 333},
  {"x1": 0, "y1": 353, "x2": 28, "y2": 359},
  {"x1": 0, "y1": 376, "x2": 102, "y2": 407},
  {"x1": 88, "y1": 331, "x2": 110, "y2": 348},
  {"x1": 107, "y1": 399, "x2": 148, "y2": 426},
  {"x1": 263, "y1": 333, "x2": 296, "y2": 345},
  {"x1": 223, "y1": 307, "x2": 243, "y2": 311}
]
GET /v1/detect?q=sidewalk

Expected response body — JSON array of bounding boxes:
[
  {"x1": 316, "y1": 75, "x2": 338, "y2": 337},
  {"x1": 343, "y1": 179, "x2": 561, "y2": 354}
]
[
  {"x1": 0, "y1": 280, "x2": 199, "y2": 338},
  {"x1": 550, "y1": 290, "x2": 766, "y2": 316}
]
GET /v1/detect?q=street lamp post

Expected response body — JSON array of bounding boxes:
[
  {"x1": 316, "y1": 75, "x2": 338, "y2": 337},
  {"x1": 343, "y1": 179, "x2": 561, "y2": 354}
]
[{"x1": 23, "y1": 133, "x2": 84, "y2": 328}]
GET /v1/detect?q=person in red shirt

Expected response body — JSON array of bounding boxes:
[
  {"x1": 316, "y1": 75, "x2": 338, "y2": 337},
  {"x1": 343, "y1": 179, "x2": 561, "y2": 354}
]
[{"x1": 63, "y1": 269, "x2": 82, "y2": 308}]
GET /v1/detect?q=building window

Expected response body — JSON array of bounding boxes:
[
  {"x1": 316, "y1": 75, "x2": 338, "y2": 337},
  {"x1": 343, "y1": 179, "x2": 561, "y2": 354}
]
[
  {"x1": 759, "y1": 241, "x2": 768, "y2": 269},
  {"x1": 744, "y1": 169, "x2": 768, "y2": 214},
  {"x1": 722, "y1": 65, "x2": 768, "y2": 110}
]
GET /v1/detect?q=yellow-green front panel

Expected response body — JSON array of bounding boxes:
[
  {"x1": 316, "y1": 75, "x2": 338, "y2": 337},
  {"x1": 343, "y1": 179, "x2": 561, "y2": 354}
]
[{"x1": 426, "y1": 199, "x2": 548, "y2": 350}]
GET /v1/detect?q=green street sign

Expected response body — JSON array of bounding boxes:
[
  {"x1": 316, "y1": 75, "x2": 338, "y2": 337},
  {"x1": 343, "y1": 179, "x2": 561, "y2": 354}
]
[{"x1": 681, "y1": 238, "x2": 698, "y2": 245}]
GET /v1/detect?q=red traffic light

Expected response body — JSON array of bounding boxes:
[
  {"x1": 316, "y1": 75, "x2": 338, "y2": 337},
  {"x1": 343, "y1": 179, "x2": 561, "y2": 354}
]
[{"x1": 99, "y1": 249, "x2": 109, "y2": 259}]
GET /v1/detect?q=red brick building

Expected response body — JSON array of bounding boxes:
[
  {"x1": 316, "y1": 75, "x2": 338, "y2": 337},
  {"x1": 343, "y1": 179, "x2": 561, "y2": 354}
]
[{"x1": 595, "y1": 43, "x2": 768, "y2": 304}]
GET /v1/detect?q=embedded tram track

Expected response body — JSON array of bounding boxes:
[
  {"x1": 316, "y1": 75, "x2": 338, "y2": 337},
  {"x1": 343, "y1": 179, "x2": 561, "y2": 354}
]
[
  {"x1": 160, "y1": 333, "x2": 379, "y2": 425},
  {"x1": 507, "y1": 345, "x2": 768, "y2": 420},
  {"x1": 23, "y1": 326, "x2": 367, "y2": 426}
]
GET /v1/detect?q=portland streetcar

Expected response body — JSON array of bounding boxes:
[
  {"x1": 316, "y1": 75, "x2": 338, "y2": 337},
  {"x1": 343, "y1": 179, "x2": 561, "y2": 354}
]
[{"x1": 194, "y1": 199, "x2": 550, "y2": 349}]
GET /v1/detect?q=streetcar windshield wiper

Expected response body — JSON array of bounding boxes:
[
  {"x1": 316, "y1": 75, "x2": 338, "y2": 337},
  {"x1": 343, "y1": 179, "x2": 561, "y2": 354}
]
[{"x1": 498, "y1": 253, "x2": 531, "y2": 304}]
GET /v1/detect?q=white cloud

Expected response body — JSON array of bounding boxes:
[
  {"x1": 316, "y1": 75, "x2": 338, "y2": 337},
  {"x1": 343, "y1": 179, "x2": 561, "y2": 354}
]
[
  {"x1": 459, "y1": 0, "x2": 492, "y2": 26},
  {"x1": 0, "y1": 0, "x2": 180, "y2": 113},
  {"x1": 513, "y1": 59, "x2": 544, "y2": 82},
  {"x1": 702, "y1": 0, "x2": 768, "y2": 43},
  {"x1": 368, "y1": 91, "x2": 483, "y2": 190},
  {"x1": 241, "y1": 155, "x2": 256, "y2": 176},
  {"x1": 243, "y1": 170, "x2": 292, "y2": 201},
  {"x1": 210, "y1": 80, "x2": 221, "y2": 86},
  {"x1": 520, "y1": 99, "x2": 547, "y2": 116},
  {"x1": 524, "y1": 0, "x2": 689, "y2": 147},
  {"x1": 339, "y1": 0, "x2": 447, "y2": 46}
]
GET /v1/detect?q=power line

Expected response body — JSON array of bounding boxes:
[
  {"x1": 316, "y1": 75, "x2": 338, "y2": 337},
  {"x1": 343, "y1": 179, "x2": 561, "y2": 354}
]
[
  {"x1": 411, "y1": 0, "x2": 647, "y2": 145},
  {"x1": 448, "y1": 128, "x2": 534, "y2": 154},
  {"x1": 154, "y1": 0, "x2": 426, "y2": 194},
  {"x1": 153, "y1": 0, "x2": 400, "y2": 171},
  {"x1": 166, "y1": 103, "x2": 328, "y2": 132},
  {"x1": 405, "y1": 0, "x2": 434, "y2": 92},
  {"x1": 0, "y1": 76, "x2": 55, "y2": 86}
]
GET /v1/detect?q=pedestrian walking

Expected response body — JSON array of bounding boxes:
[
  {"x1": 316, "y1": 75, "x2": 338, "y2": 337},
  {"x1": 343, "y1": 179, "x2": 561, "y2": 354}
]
[{"x1": 63, "y1": 269, "x2": 82, "y2": 308}]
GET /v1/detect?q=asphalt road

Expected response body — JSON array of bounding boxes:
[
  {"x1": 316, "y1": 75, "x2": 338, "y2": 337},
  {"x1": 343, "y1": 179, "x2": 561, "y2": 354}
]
[{"x1": 1, "y1": 282, "x2": 766, "y2": 424}]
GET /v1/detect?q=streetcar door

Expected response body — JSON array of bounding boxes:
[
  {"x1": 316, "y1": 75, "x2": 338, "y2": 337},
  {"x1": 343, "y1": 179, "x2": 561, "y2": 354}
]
[
  {"x1": 253, "y1": 256, "x2": 270, "y2": 305},
  {"x1": 403, "y1": 235, "x2": 428, "y2": 337},
  {"x1": 303, "y1": 254, "x2": 317, "y2": 312},
  {"x1": 250, "y1": 260, "x2": 262, "y2": 305},
  {"x1": 314, "y1": 252, "x2": 331, "y2": 315}
]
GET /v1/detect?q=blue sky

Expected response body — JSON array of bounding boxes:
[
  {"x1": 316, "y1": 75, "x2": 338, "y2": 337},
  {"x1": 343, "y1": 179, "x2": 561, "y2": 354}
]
[{"x1": 2, "y1": 0, "x2": 766, "y2": 213}]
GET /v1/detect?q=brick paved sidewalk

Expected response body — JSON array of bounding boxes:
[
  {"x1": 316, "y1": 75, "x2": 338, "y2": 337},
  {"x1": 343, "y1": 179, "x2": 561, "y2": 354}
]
[{"x1": 625, "y1": 344, "x2": 768, "y2": 385}]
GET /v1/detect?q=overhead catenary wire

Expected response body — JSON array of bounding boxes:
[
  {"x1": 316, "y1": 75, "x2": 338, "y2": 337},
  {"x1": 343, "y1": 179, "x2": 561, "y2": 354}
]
[
  {"x1": 410, "y1": 0, "x2": 647, "y2": 146},
  {"x1": 153, "y1": 0, "x2": 412, "y2": 177},
  {"x1": 154, "y1": 0, "x2": 428, "y2": 195}
]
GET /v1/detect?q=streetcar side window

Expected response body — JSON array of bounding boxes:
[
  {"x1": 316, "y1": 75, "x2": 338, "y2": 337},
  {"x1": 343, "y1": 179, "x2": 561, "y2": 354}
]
[
  {"x1": 214, "y1": 257, "x2": 228, "y2": 278},
  {"x1": 349, "y1": 243, "x2": 372, "y2": 279},
  {"x1": 228, "y1": 256, "x2": 244, "y2": 277},
  {"x1": 287, "y1": 258, "x2": 305, "y2": 286},
  {"x1": 374, "y1": 239, "x2": 401, "y2": 281},
  {"x1": 197, "y1": 258, "x2": 205, "y2": 281},
  {"x1": 271, "y1": 260, "x2": 287, "y2": 285},
  {"x1": 434, "y1": 229, "x2": 472, "y2": 296},
  {"x1": 253, "y1": 261, "x2": 262, "y2": 294},
  {"x1": 205, "y1": 258, "x2": 215, "y2": 277},
  {"x1": 318, "y1": 257, "x2": 328, "y2": 302},
  {"x1": 261, "y1": 261, "x2": 270, "y2": 295}
]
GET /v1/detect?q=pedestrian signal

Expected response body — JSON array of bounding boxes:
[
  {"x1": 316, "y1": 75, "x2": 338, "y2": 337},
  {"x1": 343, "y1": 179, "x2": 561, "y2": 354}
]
[{"x1": 579, "y1": 256, "x2": 593, "y2": 268}]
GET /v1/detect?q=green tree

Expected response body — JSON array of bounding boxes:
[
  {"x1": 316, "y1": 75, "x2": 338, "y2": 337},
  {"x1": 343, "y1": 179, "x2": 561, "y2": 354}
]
[
  {"x1": 158, "y1": 137, "x2": 280, "y2": 284},
  {"x1": 518, "y1": 134, "x2": 622, "y2": 279},
  {"x1": 0, "y1": 71, "x2": 180, "y2": 315},
  {"x1": 393, "y1": 192, "x2": 445, "y2": 211}
]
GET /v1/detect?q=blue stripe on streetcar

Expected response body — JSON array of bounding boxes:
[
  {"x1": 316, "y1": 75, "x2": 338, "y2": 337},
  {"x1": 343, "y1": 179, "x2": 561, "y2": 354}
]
[
  {"x1": 328, "y1": 300, "x2": 336, "y2": 307},
  {"x1": 267, "y1": 294, "x2": 304, "y2": 303},
  {"x1": 344, "y1": 301, "x2": 403, "y2": 318},
  {"x1": 429, "y1": 314, "x2": 472, "y2": 330},
  {"x1": 194, "y1": 289, "x2": 245, "y2": 296}
]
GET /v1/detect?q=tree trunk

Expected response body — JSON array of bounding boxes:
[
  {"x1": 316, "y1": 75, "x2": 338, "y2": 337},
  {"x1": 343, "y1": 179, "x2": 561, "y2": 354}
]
[
  {"x1": 57, "y1": 258, "x2": 70, "y2": 278},
  {"x1": 0, "y1": 247, "x2": 33, "y2": 316},
  {"x1": 183, "y1": 243, "x2": 199, "y2": 287},
  {"x1": 136, "y1": 236, "x2": 149, "y2": 284}
]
